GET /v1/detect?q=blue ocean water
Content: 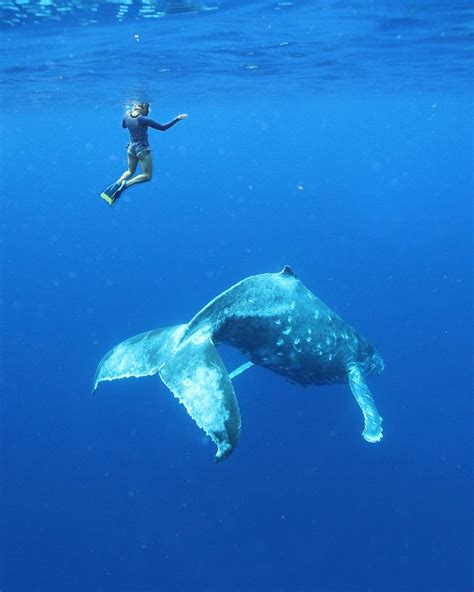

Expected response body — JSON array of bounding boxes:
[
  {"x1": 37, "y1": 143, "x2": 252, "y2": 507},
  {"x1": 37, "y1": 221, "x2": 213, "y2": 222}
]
[{"x1": 1, "y1": 2, "x2": 473, "y2": 591}]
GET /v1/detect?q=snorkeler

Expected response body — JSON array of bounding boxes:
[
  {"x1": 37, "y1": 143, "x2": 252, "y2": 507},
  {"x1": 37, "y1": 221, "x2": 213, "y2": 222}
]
[{"x1": 101, "y1": 102, "x2": 188, "y2": 205}]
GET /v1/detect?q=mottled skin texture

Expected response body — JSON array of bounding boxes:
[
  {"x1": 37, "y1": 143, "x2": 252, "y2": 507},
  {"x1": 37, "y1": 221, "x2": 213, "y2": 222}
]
[
  {"x1": 187, "y1": 266, "x2": 383, "y2": 385},
  {"x1": 94, "y1": 267, "x2": 385, "y2": 461}
]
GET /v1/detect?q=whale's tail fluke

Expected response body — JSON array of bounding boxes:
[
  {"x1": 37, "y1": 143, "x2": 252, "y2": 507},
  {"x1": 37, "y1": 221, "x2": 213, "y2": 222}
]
[
  {"x1": 159, "y1": 332, "x2": 241, "y2": 461},
  {"x1": 93, "y1": 325, "x2": 186, "y2": 391},
  {"x1": 93, "y1": 324, "x2": 241, "y2": 461}
]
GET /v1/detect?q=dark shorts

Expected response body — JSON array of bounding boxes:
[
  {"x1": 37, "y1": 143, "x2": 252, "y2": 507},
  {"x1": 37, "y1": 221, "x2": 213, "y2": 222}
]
[{"x1": 127, "y1": 141, "x2": 151, "y2": 159}]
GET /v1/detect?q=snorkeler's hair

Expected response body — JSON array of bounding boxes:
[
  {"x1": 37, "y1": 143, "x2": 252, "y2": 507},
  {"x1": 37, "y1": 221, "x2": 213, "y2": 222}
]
[{"x1": 129, "y1": 102, "x2": 150, "y2": 117}]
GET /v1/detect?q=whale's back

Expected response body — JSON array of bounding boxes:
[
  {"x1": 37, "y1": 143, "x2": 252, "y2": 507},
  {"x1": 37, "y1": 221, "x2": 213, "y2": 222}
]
[{"x1": 190, "y1": 268, "x2": 378, "y2": 386}]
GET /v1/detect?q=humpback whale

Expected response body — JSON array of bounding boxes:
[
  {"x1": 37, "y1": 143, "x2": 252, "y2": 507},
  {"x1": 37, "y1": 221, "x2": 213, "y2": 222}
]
[{"x1": 93, "y1": 267, "x2": 384, "y2": 461}]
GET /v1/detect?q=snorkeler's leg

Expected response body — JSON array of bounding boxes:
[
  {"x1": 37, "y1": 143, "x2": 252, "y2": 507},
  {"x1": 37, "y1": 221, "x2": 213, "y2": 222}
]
[
  {"x1": 116, "y1": 153, "x2": 138, "y2": 184},
  {"x1": 99, "y1": 154, "x2": 138, "y2": 204},
  {"x1": 124, "y1": 152, "x2": 153, "y2": 187}
]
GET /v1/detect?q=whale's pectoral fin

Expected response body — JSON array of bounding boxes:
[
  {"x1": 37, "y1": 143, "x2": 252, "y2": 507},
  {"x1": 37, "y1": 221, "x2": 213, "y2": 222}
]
[
  {"x1": 348, "y1": 365, "x2": 383, "y2": 443},
  {"x1": 159, "y1": 336, "x2": 241, "y2": 462},
  {"x1": 93, "y1": 325, "x2": 187, "y2": 392},
  {"x1": 229, "y1": 361, "x2": 254, "y2": 380}
]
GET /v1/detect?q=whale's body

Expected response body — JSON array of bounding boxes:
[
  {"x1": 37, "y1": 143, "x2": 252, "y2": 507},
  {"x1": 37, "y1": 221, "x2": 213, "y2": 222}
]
[{"x1": 94, "y1": 267, "x2": 384, "y2": 461}]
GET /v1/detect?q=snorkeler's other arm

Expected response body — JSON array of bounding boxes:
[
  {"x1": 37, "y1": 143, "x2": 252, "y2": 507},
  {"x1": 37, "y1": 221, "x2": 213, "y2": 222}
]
[
  {"x1": 121, "y1": 118, "x2": 127, "y2": 128},
  {"x1": 142, "y1": 114, "x2": 188, "y2": 131}
]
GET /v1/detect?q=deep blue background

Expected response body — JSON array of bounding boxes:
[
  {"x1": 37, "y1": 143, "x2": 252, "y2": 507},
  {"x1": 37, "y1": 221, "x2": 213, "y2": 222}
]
[{"x1": 1, "y1": 92, "x2": 472, "y2": 592}]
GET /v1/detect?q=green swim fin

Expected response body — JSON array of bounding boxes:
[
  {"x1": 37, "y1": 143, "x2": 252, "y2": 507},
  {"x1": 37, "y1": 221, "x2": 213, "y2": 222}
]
[{"x1": 100, "y1": 182, "x2": 124, "y2": 206}]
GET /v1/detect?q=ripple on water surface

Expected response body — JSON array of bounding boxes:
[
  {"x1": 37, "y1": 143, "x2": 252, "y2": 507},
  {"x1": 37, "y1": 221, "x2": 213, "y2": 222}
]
[{"x1": 1, "y1": 0, "x2": 473, "y2": 105}]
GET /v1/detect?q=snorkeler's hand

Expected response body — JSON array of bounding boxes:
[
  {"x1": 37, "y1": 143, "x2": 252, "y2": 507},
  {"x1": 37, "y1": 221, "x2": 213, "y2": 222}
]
[{"x1": 177, "y1": 114, "x2": 188, "y2": 120}]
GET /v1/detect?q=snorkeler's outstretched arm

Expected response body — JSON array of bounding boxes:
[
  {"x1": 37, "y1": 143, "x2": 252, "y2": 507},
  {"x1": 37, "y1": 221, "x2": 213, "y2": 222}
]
[{"x1": 142, "y1": 114, "x2": 188, "y2": 131}]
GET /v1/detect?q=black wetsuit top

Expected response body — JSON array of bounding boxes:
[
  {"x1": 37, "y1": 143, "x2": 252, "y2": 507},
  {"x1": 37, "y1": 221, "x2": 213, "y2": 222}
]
[{"x1": 122, "y1": 114, "x2": 180, "y2": 145}]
